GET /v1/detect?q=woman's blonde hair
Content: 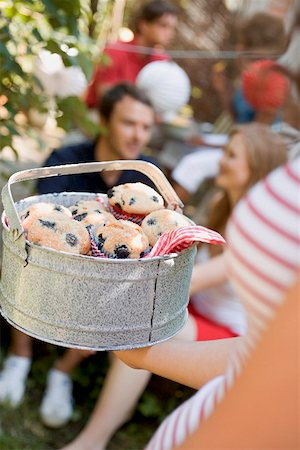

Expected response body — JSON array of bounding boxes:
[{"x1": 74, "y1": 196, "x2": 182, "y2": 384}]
[
  {"x1": 229, "y1": 123, "x2": 288, "y2": 197},
  {"x1": 206, "y1": 123, "x2": 288, "y2": 241}
]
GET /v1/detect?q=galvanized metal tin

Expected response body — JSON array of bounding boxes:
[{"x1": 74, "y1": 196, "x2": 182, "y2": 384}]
[{"x1": 0, "y1": 161, "x2": 196, "y2": 350}]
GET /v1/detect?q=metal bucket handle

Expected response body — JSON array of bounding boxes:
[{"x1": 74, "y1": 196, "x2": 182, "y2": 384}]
[{"x1": 2, "y1": 160, "x2": 183, "y2": 245}]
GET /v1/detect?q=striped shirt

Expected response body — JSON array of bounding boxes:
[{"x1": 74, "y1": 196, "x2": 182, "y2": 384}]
[{"x1": 146, "y1": 157, "x2": 300, "y2": 450}]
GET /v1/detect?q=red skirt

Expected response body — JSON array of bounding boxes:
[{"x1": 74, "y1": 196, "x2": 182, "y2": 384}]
[{"x1": 188, "y1": 303, "x2": 239, "y2": 341}]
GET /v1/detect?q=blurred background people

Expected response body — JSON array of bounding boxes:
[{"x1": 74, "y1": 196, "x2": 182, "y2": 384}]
[
  {"x1": 211, "y1": 11, "x2": 288, "y2": 125},
  {"x1": 85, "y1": 0, "x2": 178, "y2": 110},
  {"x1": 241, "y1": 59, "x2": 290, "y2": 124},
  {"x1": 38, "y1": 83, "x2": 157, "y2": 194},
  {"x1": 170, "y1": 60, "x2": 291, "y2": 216},
  {"x1": 179, "y1": 123, "x2": 288, "y2": 341}
]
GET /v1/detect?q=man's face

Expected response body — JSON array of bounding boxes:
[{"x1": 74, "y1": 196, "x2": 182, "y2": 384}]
[
  {"x1": 103, "y1": 95, "x2": 154, "y2": 160},
  {"x1": 140, "y1": 13, "x2": 177, "y2": 47}
]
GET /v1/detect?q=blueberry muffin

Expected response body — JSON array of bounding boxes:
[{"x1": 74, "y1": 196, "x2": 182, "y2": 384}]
[
  {"x1": 117, "y1": 219, "x2": 145, "y2": 232},
  {"x1": 73, "y1": 210, "x2": 116, "y2": 227},
  {"x1": 20, "y1": 202, "x2": 72, "y2": 223},
  {"x1": 141, "y1": 209, "x2": 193, "y2": 246},
  {"x1": 26, "y1": 213, "x2": 91, "y2": 254},
  {"x1": 69, "y1": 199, "x2": 108, "y2": 221},
  {"x1": 107, "y1": 183, "x2": 164, "y2": 216},
  {"x1": 94, "y1": 221, "x2": 149, "y2": 259}
]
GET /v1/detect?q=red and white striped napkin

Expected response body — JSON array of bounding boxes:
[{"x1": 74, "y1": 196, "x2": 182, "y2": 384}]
[
  {"x1": 108, "y1": 205, "x2": 145, "y2": 225},
  {"x1": 147, "y1": 225, "x2": 225, "y2": 258},
  {"x1": 89, "y1": 235, "x2": 109, "y2": 258}
]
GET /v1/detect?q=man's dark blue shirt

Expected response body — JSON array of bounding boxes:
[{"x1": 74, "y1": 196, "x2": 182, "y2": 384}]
[{"x1": 37, "y1": 139, "x2": 159, "y2": 195}]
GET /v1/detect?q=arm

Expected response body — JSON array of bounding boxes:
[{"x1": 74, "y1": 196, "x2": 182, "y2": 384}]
[
  {"x1": 175, "y1": 272, "x2": 300, "y2": 449},
  {"x1": 114, "y1": 336, "x2": 239, "y2": 390},
  {"x1": 189, "y1": 253, "x2": 227, "y2": 296}
]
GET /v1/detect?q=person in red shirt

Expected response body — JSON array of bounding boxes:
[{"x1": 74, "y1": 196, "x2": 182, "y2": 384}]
[{"x1": 85, "y1": 0, "x2": 178, "y2": 109}]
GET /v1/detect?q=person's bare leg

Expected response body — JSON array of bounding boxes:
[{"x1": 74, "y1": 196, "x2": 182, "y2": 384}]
[
  {"x1": 61, "y1": 354, "x2": 151, "y2": 450},
  {"x1": 54, "y1": 349, "x2": 93, "y2": 374},
  {"x1": 8, "y1": 330, "x2": 94, "y2": 368},
  {"x1": 9, "y1": 328, "x2": 33, "y2": 358}
]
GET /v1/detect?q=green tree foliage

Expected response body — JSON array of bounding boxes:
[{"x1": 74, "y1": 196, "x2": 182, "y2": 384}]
[{"x1": 0, "y1": 0, "x2": 101, "y2": 155}]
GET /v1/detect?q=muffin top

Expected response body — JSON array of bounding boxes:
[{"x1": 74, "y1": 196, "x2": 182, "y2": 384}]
[
  {"x1": 141, "y1": 209, "x2": 193, "y2": 246},
  {"x1": 107, "y1": 182, "x2": 164, "y2": 215},
  {"x1": 26, "y1": 213, "x2": 91, "y2": 255},
  {"x1": 94, "y1": 221, "x2": 149, "y2": 259},
  {"x1": 20, "y1": 202, "x2": 72, "y2": 223}
]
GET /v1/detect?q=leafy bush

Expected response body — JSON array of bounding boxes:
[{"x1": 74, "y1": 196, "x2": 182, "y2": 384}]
[{"x1": 0, "y1": 0, "x2": 100, "y2": 156}]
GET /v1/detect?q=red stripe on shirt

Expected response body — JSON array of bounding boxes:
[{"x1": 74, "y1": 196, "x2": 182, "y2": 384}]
[
  {"x1": 245, "y1": 196, "x2": 300, "y2": 245},
  {"x1": 184, "y1": 400, "x2": 192, "y2": 437},
  {"x1": 157, "y1": 413, "x2": 173, "y2": 450},
  {"x1": 285, "y1": 161, "x2": 300, "y2": 183},
  {"x1": 198, "y1": 393, "x2": 207, "y2": 423},
  {"x1": 264, "y1": 177, "x2": 300, "y2": 214},
  {"x1": 213, "y1": 385, "x2": 219, "y2": 407},
  {"x1": 230, "y1": 239, "x2": 287, "y2": 291},
  {"x1": 228, "y1": 263, "x2": 278, "y2": 311},
  {"x1": 231, "y1": 213, "x2": 298, "y2": 271},
  {"x1": 171, "y1": 408, "x2": 183, "y2": 449}
]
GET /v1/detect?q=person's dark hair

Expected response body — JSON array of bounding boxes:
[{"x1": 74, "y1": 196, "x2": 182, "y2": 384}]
[
  {"x1": 236, "y1": 12, "x2": 287, "y2": 53},
  {"x1": 132, "y1": 0, "x2": 178, "y2": 32},
  {"x1": 98, "y1": 83, "x2": 153, "y2": 120}
]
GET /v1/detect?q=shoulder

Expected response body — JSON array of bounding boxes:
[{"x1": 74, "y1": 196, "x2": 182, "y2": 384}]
[
  {"x1": 151, "y1": 51, "x2": 170, "y2": 62},
  {"x1": 119, "y1": 155, "x2": 161, "y2": 188},
  {"x1": 138, "y1": 153, "x2": 160, "y2": 167},
  {"x1": 104, "y1": 40, "x2": 135, "y2": 57}
]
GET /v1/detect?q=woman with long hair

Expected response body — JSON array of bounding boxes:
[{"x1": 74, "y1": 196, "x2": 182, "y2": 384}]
[{"x1": 187, "y1": 122, "x2": 288, "y2": 341}]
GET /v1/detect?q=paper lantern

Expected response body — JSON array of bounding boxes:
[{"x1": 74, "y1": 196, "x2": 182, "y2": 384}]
[
  {"x1": 136, "y1": 61, "x2": 191, "y2": 114},
  {"x1": 242, "y1": 60, "x2": 290, "y2": 111},
  {"x1": 34, "y1": 50, "x2": 87, "y2": 98}
]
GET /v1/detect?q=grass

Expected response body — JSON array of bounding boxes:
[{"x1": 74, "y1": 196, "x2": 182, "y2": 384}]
[{"x1": 0, "y1": 320, "x2": 194, "y2": 450}]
